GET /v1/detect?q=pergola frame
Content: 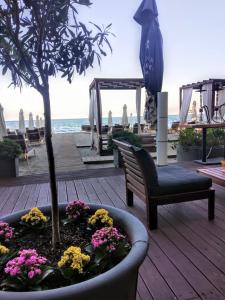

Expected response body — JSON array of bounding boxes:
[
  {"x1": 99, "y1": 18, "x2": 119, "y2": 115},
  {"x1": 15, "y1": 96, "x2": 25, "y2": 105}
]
[
  {"x1": 179, "y1": 78, "x2": 225, "y2": 114},
  {"x1": 89, "y1": 78, "x2": 145, "y2": 155}
]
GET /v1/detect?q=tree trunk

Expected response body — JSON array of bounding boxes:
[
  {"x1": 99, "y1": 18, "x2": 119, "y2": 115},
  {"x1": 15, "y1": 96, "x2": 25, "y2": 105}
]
[{"x1": 42, "y1": 88, "x2": 60, "y2": 248}]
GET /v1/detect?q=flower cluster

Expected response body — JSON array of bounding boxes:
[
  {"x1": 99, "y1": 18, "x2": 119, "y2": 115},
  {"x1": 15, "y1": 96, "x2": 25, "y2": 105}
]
[
  {"x1": 66, "y1": 200, "x2": 90, "y2": 221},
  {"x1": 58, "y1": 246, "x2": 90, "y2": 274},
  {"x1": 5, "y1": 249, "x2": 47, "y2": 279},
  {"x1": 21, "y1": 208, "x2": 47, "y2": 226},
  {"x1": 91, "y1": 227, "x2": 125, "y2": 252},
  {"x1": 0, "y1": 221, "x2": 14, "y2": 242},
  {"x1": 0, "y1": 244, "x2": 9, "y2": 255},
  {"x1": 88, "y1": 209, "x2": 113, "y2": 228}
]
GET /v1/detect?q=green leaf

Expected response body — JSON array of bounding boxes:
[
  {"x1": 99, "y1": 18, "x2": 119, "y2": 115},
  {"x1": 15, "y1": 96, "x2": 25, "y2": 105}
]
[{"x1": 2, "y1": 65, "x2": 7, "y2": 75}]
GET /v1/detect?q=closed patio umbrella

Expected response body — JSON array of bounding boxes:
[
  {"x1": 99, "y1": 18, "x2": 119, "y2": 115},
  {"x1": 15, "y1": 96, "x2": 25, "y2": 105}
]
[
  {"x1": 134, "y1": 0, "x2": 164, "y2": 126},
  {"x1": 19, "y1": 109, "x2": 25, "y2": 134},
  {"x1": 29, "y1": 112, "x2": 34, "y2": 129},
  {"x1": 36, "y1": 115, "x2": 40, "y2": 128},
  {"x1": 0, "y1": 104, "x2": 7, "y2": 140},
  {"x1": 108, "y1": 110, "x2": 113, "y2": 128},
  {"x1": 122, "y1": 104, "x2": 129, "y2": 126}
]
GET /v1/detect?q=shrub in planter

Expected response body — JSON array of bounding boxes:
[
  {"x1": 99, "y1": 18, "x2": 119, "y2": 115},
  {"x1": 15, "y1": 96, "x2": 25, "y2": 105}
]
[
  {"x1": 108, "y1": 132, "x2": 142, "y2": 168},
  {"x1": 174, "y1": 128, "x2": 225, "y2": 161},
  {"x1": 0, "y1": 140, "x2": 22, "y2": 177},
  {"x1": 0, "y1": 202, "x2": 148, "y2": 300}
]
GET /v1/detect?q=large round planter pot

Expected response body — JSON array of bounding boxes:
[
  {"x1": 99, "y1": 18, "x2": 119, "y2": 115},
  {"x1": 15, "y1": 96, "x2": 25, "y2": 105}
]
[
  {"x1": 0, "y1": 204, "x2": 149, "y2": 300},
  {"x1": 177, "y1": 144, "x2": 225, "y2": 162},
  {"x1": 0, "y1": 158, "x2": 19, "y2": 178}
]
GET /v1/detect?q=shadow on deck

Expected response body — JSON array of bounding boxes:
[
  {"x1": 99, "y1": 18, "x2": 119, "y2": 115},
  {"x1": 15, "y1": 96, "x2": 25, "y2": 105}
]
[{"x1": 0, "y1": 168, "x2": 225, "y2": 299}]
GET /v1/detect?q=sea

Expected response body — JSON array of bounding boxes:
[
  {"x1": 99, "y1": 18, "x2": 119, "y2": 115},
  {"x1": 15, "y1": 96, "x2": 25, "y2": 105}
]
[{"x1": 6, "y1": 115, "x2": 180, "y2": 134}]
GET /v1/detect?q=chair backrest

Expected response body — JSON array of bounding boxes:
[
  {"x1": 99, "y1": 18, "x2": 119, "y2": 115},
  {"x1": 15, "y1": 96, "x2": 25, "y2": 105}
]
[
  {"x1": 26, "y1": 129, "x2": 41, "y2": 142},
  {"x1": 113, "y1": 139, "x2": 159, "y2": 201}
]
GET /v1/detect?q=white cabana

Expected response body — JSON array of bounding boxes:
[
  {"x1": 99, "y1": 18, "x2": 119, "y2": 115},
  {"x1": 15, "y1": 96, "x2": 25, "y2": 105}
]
[
  {"x1": 179, "y1": 88, "x2": 193, "y2": 123},
  {"x1": 19, "y1": 109, "x2": 26, "y2": 134},
  {"x1": 121, "y1": 104, "x2": 129, "y2": 126},
  {"x1": 29, "y1": 113, "x2": 34, "y2": 129},
  {"x1": 35, "y1": 115, "x2": 40, "y2": 128},
  {"x1": 89, "y1": 89, "x2": 101, "y2": 150},
  {"x1": 0, "y1": 104, "x2": 7, "y2": 140},
  {"x1": 108, "y1": 110, "x2": 113, "y2": 128}
]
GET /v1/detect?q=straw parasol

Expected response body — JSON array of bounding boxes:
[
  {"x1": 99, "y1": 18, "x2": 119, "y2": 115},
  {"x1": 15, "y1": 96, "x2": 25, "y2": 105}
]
[
  {"x1": 0, "y1": 104, "x2": 7, "y2": 140},
  {"x1": 121, "y1": 104, "x2": 129, "y2": 126},
  {"x1": 19, "y1": 109, "x2": 26, "y2": 133},
  {"x1": 29, "y1": 112, "x2": 34, "y2": 129}
]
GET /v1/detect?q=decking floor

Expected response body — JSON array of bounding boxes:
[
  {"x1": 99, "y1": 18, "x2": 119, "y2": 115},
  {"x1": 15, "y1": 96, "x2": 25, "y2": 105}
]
[{"x1": 1, "y1": 174, "x2": 225, "y2": 300}]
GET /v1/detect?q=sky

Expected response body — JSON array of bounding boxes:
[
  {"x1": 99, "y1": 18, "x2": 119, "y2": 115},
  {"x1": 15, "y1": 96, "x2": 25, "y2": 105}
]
[{"x1": 1, "y1": 0, "x2": 225, "y2": 120}]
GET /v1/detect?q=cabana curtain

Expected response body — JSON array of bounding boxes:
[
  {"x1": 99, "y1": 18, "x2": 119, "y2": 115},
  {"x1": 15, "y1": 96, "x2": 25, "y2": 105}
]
[
  {"x1": 218, "y1": 89, "x2": 225, "y2": 117},
  {"x1": 202, "y1": 83, "x2": 213, "y2": 120},
  {"x1": 179, "y1": 88, "x2": 192, "y2": 123},
  {"x1": 89, "y1": 88, "x2": 102, "y2": 149}
]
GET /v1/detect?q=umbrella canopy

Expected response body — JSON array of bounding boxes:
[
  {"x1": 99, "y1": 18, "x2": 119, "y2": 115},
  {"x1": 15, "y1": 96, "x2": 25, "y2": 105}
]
[
  {"x1": 0, "y1": 104, "x2": 7, "y2": 140},
  {"x1": 35, "y1": 115, "x2": 40, "y2": 128},
  {"x1": 122, "y1": 104, "x2": 129, "y2": 126},
  {"x1": 29, "y1": 113, "x2": 34, "y2": 129},
  {"x1": 108, "y1": 110, "x2": 113, "y2": 127},
  {"x1": 19, "y1": 109, "x2": 25, "y2": 134},
  {"x1": 134, "y1": 0, "x2": 164, "y2": 124}
]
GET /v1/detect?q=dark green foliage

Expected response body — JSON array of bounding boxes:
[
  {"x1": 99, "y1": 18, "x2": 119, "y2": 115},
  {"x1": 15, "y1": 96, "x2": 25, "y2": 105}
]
[
  {"x1": 0, "y1": 140, "x2": 22, "y2": 159},
  {"x1": 108, "y1": 131, "x2": 142, "y2": 152},
  {"x1": 177, "y1": 128, "x2": 225, "y2": 148},
  {"x1": 0, "y1": 0, "x2": 112, "y2": 89}
]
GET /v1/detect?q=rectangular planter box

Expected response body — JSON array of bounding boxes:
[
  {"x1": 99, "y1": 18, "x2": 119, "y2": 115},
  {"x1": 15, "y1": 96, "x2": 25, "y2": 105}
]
[{"x1": 0, "y1": 158, "x2": 19, "y2": 177}]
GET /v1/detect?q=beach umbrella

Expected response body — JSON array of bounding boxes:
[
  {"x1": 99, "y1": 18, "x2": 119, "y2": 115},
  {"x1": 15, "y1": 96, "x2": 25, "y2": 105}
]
[
  {"x1": 35, "y1": 115, "x2": 40, "y2": 128},
  {"x1": 0, "y1": 104, "x2": 7, "y2": 140},
  {"x1": 134, "y1": 0, "x2": 164, "y2": 125},
  {"x1": 19, "y1": 109, "x2": 25, "y2": 134},
  {"x1": 29, "y1": 112, "x2": 34, "y2": 129},
  {"x1": 122, "y1": 104, "x2": 129, "y2": 126},
  {"x1": 108, "y1": 110, "x2": 113, "y2": 127},
  {"x1": 40, "y1": 117, "x2": 44, "y2": 128}
]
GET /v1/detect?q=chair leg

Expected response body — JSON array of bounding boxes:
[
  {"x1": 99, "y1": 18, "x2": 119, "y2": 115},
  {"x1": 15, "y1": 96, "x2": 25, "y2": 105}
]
[
  {"x1": 149, "y1": 205, "x2": 158, "y2": 230},
  {"x1": 126, "y1": 188, "x2": 133, "y2": 206},
  {"x1": 208, "y1": 189, "x2": 215, "y2": 220}
]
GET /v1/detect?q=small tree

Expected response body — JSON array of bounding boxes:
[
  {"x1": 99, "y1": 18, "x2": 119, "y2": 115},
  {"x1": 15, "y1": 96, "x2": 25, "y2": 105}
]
[{"x1": 0, "y1": 0, "x2": 112, "y2": 248}]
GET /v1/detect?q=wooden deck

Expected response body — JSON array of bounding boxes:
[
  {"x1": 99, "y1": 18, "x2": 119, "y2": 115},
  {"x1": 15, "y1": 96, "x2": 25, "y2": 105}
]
[{"x1": 1, "y1": 173, "x2": 225, "y2": 299}]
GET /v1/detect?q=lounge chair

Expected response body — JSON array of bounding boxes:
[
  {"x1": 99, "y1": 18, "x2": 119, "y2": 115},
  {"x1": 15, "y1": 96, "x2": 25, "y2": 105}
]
[
  {"x1": 38, "y1": 127, "x2": 45, "y2": 139},
  {"x1": 113, "y1": 140, "x2": 215, "y2": 230},
  {"x1": 132, "y1": 123, "x2": 145, "y2": 134},
  {"x1": 26, "y1": 129, "x2": 43, "y2": 146}
]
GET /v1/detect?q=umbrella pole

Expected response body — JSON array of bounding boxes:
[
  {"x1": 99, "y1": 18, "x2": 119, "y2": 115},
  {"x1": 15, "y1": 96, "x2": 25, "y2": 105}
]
[{"x1": 157, "y1": 92, "x2": 168, "y2": 166}]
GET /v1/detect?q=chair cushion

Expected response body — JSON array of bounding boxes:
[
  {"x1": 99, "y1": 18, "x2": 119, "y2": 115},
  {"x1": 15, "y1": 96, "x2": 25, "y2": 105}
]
[{"x1": 151, "y1": 165, "x2": 212, "y2": 196}]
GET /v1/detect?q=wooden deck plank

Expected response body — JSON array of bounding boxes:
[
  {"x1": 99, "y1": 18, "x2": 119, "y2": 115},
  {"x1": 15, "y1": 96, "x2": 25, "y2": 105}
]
[
  {"x1": 137, "y1": 275, "x2": 154, "y2": 300},
  {"x1": 25, "y1": 184, "x2": 41, "y2": 209},
  {"x1": 13, "y1": 185, "x2": 34, "y2": 212},
  {"x1": 74, "y1": 179, "x2": 90, "y2": 204},
  {"x1": 57, "y1": 181, "x2": 68, "y2": 204},
  {"x1": 81, "y1": 178, "x2": 101, "y2": 205},
  {"x1": 65, "y1": 181, "x2": 78, "y2": 202},
  {"x1": 0, "y1": 186, "x2": 23, "y2": 216}
]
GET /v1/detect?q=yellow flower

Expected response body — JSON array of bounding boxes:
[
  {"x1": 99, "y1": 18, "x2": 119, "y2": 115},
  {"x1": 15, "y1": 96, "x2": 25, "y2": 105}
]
[
  {"x1": 88, "y1": 209, "x2": 113, "y2": 227},
  {"x1": 0, "y1": 245, "x2": 9, "y2": 254},
  {"x1": 58, "y1": 246, "x2": 90, "y2": 274},
  {"x1": 21, "y1": 207, "x2": 47, "y2": 225}
]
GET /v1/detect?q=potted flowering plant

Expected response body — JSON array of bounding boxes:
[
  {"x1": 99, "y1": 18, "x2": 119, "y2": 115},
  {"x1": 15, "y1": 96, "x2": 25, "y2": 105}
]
[
  {"x1": 0, "y1": 202, "x2": 148, "y2": 300},
  {"x1": 0, "y1": 140, "x2": 22, "y2": 178}
]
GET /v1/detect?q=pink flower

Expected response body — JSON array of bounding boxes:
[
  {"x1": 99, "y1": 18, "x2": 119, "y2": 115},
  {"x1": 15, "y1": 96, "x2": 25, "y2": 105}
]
[
  {"x1": 66, "y1": 200, "x2": 90, "y2": 221},
  {"x1": 4, "y1": 249, "x2": 47, "y2": 281},
  {"x1": 91, "y1": 227, "x2": 125, "y2": 253},
  {"x1": 0, "y1": 221, "x2": 14, "y2": 241}
]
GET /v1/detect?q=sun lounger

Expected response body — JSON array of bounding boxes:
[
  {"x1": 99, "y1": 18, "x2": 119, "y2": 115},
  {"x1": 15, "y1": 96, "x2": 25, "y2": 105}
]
[
  {"x1": 26, "y1": 129, "x2": 43, "y2": 146},
  {"x1": 113, "y1": 140, "x2": 215, "y2": 230}
]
